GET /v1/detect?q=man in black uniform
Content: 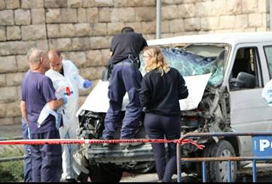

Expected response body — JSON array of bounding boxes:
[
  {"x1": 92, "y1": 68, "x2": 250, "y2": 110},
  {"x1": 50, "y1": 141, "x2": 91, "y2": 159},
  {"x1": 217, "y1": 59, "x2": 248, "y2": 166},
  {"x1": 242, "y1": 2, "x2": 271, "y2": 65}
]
[{"x1": 102, "y1": 27, "x2": 148, "y2": 145}]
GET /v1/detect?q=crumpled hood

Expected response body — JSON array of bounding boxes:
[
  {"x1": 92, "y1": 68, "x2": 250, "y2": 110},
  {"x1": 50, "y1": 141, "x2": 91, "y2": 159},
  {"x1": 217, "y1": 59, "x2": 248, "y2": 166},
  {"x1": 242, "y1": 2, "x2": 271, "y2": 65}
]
[{"x1": 76, "y1": 73, "x2": 211, "y2": 116}]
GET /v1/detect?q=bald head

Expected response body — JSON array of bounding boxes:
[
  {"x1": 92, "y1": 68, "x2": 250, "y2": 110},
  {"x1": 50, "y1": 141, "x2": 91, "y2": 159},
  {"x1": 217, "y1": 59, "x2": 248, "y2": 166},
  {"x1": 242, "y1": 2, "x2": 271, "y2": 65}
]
[
  {"x1": 28, "y1": 48, "x2": 46, "y2": 65},
  {"x1": 48, "y1": 49, "x2": 63, "y2": 72},
  {"x1": 27, "y1": 48, "x2": 50, "y2": 72}
]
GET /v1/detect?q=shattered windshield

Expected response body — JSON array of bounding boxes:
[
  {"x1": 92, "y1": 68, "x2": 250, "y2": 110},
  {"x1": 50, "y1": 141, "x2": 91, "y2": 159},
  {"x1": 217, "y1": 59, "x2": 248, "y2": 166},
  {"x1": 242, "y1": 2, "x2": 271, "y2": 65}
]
[{"x1": 139, "y1": 45, "x2": 227, "y2": 87}]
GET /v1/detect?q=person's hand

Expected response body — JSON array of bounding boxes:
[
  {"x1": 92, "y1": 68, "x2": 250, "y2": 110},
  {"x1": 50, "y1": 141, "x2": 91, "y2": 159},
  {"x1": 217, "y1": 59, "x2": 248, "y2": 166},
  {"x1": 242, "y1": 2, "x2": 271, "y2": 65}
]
[
  {"x1": 83, "y1": 80, "x2": 92, "y2": 89},
  {"x1": 62, "y1": 96, "x2": 68, "y2": 105}
]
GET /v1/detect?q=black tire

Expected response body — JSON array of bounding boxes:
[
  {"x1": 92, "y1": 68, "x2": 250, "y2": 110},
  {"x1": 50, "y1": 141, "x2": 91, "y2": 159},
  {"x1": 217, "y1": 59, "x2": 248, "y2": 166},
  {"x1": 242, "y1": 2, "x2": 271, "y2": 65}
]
[
  {"x1": 201, "y1": 142, "x2": 217, "y2": 181},
  {"x1": 89, "y1": 163, "x2": 123, "y2": 182},
  {"x1": 209, "y1": 140, "x2": 237, "y2": 182}
]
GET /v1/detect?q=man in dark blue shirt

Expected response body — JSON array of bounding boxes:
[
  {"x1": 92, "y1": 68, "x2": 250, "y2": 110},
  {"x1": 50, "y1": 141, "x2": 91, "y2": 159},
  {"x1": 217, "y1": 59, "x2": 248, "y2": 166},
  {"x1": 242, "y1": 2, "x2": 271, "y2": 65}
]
[
  {"x1": 20, "y1": 48, "x2": 67, "y2": 182},
  {"x1": 102, "y1": 27, "x2": 147, "y2": 145}
]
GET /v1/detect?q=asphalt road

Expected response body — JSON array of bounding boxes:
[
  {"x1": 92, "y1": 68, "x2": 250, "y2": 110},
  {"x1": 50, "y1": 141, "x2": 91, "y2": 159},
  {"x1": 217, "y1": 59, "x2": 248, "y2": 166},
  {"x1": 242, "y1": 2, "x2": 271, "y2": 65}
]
[{"x1": 120, "y1": 173, "x2": 166, "y2": 182}]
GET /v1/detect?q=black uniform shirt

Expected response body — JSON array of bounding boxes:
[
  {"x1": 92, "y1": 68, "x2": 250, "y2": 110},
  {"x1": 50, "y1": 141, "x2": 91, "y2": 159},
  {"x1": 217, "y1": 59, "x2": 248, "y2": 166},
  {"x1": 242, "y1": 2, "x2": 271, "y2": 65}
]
[
  {"x1": 139, "y1": 67, "x2": 189, "y2": 115},
  {"x1": 109, "y1": 32, "x2": 148, "y2": 65}
]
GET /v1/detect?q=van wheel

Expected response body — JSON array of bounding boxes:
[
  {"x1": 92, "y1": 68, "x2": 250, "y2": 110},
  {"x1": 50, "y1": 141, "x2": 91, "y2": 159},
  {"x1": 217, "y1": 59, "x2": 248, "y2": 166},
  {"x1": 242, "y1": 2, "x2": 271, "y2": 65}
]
[
  {"x1": 209, "y1": 140, "x2": 237, "y2": 182},
  {"x1": 89, "y1": 163, "x2": 123, "y2": 182},
  {"x1": 201, "y1": 142, "x2": 216, "y2": 181}
]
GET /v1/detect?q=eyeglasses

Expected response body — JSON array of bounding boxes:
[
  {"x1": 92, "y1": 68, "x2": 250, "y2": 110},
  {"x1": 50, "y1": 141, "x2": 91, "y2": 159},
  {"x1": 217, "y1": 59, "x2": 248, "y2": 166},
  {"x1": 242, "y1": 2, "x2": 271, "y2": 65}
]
[{"x1": 142, "y1": 55, "x2": 150, "y2": 59}]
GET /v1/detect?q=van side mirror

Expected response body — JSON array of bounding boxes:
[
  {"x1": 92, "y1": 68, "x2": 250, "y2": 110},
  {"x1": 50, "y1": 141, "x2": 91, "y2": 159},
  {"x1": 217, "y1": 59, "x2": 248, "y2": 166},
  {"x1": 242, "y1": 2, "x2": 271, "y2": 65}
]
[
  {"x1": 230, "y1": 72, "x2": 256, "y2": 90},
  {"x1": 237, "y1": 72, "x2": 256, "y2": 88}
]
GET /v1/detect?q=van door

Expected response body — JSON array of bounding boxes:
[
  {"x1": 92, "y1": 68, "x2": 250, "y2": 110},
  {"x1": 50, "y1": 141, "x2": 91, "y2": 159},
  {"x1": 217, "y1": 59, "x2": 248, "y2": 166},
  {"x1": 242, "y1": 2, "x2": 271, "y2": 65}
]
[{"x1": 228, "y1": 44, "x2": 272, "y2": 156}]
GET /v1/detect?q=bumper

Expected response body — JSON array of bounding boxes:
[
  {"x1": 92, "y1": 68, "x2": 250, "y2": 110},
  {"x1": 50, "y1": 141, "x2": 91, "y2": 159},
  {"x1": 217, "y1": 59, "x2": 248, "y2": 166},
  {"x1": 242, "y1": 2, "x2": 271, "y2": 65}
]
[{"x1": 87, "y1": 143, "x2": 154, "y2": 164}]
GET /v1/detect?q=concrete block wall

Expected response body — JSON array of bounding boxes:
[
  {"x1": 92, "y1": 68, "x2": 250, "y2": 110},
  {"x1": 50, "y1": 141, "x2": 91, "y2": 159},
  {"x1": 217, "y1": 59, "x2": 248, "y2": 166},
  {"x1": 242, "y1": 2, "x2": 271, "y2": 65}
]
[{"x1": 0, "y1": 0, "x2": 269, "y2": 125}]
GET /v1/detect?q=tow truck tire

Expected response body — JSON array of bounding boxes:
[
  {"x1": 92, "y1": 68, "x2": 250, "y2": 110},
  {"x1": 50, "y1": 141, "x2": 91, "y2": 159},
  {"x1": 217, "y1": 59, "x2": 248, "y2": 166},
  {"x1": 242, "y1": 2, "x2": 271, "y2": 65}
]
[
  {"x1": 88, "y1": 163, "x2": 123, "y2": 182},
  {"x1": 209, "y1": 140, "x2": 237, "y2": 182}
]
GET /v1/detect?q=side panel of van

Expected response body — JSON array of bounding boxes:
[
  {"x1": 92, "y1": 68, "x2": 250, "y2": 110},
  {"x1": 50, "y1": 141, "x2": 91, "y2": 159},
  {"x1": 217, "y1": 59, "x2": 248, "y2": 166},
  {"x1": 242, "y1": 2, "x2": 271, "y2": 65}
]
[
  {"x1": 230, "y1": 89, "x2": 272, "y2": 156},
  {"x1": 229, "y1": 44, "x2": 272, "y2": 156}
]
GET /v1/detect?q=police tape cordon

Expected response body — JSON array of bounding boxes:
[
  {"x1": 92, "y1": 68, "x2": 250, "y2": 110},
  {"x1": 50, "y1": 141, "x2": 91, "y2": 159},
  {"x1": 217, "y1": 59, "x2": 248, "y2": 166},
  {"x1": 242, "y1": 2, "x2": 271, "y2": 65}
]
[{"x1": 0, "y1": 138, "x2": 204, "y2": 150}]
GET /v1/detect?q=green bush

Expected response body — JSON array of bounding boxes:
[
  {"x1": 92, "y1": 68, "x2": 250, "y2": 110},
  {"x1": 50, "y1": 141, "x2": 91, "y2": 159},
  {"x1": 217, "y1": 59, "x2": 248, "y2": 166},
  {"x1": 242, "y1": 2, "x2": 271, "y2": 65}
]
[{"x1": 0, "y1": 147, "x2": 24, "y2": 182}]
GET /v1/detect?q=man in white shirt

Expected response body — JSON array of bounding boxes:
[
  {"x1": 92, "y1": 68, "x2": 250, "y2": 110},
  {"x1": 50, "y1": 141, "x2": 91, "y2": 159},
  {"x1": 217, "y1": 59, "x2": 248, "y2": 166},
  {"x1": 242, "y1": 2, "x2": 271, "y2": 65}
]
[{"x1": 46, "y1": 50, "x2": 92, "y2": 182}]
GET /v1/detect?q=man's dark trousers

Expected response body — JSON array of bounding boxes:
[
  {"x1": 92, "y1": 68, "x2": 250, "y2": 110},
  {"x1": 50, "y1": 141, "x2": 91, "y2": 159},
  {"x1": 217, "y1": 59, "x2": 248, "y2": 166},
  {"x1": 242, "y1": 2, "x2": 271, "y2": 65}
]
[
  {"x1": 30, "y1": 130, "x2": 62, "y2": 182},
  {"x1": 103, "y1": 59, "x2": 142, "y2": 139}
]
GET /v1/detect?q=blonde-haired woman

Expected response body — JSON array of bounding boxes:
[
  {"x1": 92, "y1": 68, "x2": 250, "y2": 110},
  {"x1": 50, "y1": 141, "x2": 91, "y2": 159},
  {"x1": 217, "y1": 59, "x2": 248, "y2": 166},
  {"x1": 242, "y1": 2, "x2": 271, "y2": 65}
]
[{"x1": 139, "y1": 46, "x2": 188, "y2": 182}]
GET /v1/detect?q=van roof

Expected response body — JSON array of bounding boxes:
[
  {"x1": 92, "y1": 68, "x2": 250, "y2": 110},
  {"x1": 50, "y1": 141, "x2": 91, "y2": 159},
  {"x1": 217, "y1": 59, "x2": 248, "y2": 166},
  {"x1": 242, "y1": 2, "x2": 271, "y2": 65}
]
[{"x1": 147, "y1": 32, "x2": 272, "y2": 46}]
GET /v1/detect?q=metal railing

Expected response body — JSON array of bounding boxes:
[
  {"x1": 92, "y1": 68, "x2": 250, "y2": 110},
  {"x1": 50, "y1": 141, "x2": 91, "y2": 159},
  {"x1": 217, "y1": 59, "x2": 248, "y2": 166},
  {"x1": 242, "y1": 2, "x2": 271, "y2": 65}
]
[
  {"x1": 176, "y1": 132, "x2": 272, "y2": 182},
  {"x1": 0, "y1": 136, "x2": 24, "y2": 163},
  {"x1": 0, "y1": 156, "x2": 24, "y2": 163}
]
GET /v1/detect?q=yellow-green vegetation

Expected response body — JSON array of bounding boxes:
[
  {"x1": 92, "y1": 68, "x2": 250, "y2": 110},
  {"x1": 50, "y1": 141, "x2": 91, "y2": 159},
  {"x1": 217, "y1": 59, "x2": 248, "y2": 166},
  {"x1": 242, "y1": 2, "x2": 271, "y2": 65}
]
[{"x1": 0, "y1": 147, "x2": 24, "y2": 182}]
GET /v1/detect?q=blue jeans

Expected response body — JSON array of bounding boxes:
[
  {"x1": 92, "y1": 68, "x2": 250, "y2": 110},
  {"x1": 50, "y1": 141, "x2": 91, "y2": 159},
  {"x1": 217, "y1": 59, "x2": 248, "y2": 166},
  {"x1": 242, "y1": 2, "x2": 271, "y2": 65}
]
[
  {"x1": 103, "y1": 59, "x2": 143, "y2": 139},
  {"x1": 21, "y1": 120, "x2": 32, "y2": 182}
]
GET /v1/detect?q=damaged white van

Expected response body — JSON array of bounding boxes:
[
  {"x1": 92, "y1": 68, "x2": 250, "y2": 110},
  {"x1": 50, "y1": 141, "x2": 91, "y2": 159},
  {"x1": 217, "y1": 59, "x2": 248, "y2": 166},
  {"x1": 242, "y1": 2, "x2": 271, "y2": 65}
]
[{"x1": 73, "y1": 32, "x2": 272, "y2": 182}]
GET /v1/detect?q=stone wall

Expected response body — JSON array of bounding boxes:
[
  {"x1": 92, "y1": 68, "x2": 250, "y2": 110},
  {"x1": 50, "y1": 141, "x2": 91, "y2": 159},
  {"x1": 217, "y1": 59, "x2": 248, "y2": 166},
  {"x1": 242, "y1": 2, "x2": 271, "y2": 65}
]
[{"x1": 0, "y1": 0, "x2": 270, "y2": 125}]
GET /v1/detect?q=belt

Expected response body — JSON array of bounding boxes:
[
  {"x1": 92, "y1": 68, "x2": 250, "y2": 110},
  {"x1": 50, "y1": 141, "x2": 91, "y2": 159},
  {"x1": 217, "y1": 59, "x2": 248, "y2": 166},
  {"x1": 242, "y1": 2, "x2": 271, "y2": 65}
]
[{"x1": 115, "y1": 60, "x2": 138, "y2": 68}]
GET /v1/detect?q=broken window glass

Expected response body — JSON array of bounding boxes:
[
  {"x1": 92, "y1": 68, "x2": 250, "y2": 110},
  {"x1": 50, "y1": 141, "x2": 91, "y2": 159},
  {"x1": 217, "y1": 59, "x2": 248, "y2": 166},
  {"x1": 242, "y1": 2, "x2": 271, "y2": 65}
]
[{"x1": 140, "y1": 47, "x2": 225, "y2": 87}]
